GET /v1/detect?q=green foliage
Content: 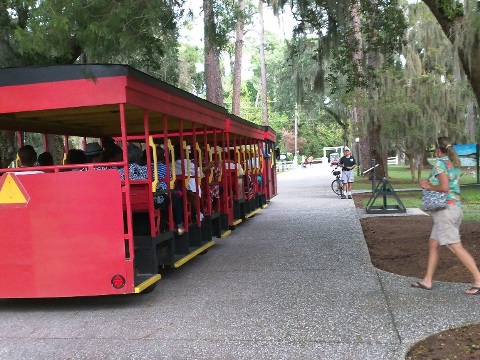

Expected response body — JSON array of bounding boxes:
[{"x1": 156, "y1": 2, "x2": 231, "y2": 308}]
[
  {"x1": 284, "y1": 0, "x2": 407, "y2": 96},
  {"x1": 23, "y1": 133, "x2": 44, "y2": 156},
  {"x1": 300, "y1": 121, "x2": 344, "y2": 157},
  {"x1": 205, "y1": 0, "x2": 250, "y2": 53},
  {"x1": 438, "y1": 0, "x2": 464, "y2": 20},
  {"x1": 3, "y1": 0, "x2": 183, "y2": 79},
  {"x1": 462, "y1": 186, "x2": 480, "y2": 202},
  {"x1": 239, "y1": 26, "x2": 348, "y2": 154},
  {"x1": 178, "y1": 43, "x2": 205, "y2": 95}
]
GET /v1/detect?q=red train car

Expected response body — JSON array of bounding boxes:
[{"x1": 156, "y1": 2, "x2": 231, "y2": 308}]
[{"x1": 0, "y1": 64, "x2": 276, "y2": 298}]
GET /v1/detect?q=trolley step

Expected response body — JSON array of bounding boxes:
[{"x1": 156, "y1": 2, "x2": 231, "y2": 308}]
[
  {"x1": 134, "y1": 274, "x2": 161, "y2": 293},
  {"x1": 173, "y1": 240, "x2": 215, "y2": 268}
]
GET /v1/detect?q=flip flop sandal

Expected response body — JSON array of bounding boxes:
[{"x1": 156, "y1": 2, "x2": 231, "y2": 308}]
[
  {"x1": 465, "y1": 287, "x2": 480, "y2": 295},
  {"x1": 410, "y1": 281, "x2": 432, "y2": 290}
]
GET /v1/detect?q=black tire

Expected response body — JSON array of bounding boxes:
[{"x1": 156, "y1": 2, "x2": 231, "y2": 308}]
[{"x1": 331, "y1": 179, "x2": 343, "y2": 196}]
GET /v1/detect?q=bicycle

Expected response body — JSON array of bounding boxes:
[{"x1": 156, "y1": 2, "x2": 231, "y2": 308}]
[{"x1": 331, "y1": 167, "x2": 343, "y2": 196}]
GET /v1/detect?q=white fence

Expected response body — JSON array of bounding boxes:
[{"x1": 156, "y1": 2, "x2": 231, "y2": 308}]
[
  {"x1": 387, "y1": 156, "x2": 399, "y2": 165},
  {"x1": 276, "y1": 161, "x2": 295, "y2": 172}
]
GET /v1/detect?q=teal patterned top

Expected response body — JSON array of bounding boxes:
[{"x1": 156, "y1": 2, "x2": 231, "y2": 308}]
[{"x1": 428, "y1": 156, "x2": 461, "y2": 206}]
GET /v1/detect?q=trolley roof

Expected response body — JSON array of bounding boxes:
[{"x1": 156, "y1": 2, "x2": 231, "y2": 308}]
[
  {"x1": 0, "y1": 64, "x2": 228, "y2": 137},
  {"x1": 227, "y1": 114, "x2": 265, "y2": 140}
]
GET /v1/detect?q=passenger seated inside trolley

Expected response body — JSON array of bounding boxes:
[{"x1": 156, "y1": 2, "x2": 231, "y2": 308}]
[
  {"x1": 117, "y1": 143, "x2": 185, "y2": 235},
  {"x1": 173, "y1": 143, "x2": 203, "y2": 224},
  {"x1": 84, "y1": 142, "x2": 104, "y2": 163},
  {"x1": 65, "y1": 149, "x2": 87, "y2": 165},
  {"x1": 144, "y1": 145, "x2": 184, "y2": 234},
  {"x1": 102, "y1": 137, "x2": 123, "y2": 163},
  {"x1": 18, "y1": 145, "x2": 37, "y2": 168},
  {"x1": 202, "y1": 154, "x2": 223, "y2": 210},
  {"x1": 37, "y1": 151, "x2": 54, "y2": 166},
  {"x1": 15, "y1": 145, "x2": 44, "y2": 175}
]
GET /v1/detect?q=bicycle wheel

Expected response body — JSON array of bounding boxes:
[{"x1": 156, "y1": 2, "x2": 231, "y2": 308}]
[{"x1": 331, "y1": 179, "x2": 343, "y2": 195}]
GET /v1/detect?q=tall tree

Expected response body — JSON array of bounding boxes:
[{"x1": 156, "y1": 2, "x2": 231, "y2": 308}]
[
  {"x1": 272, "y1": 1, "x2": 480, "y2": 143},
  {"x1": 4, "y1": 0, "x2": 182, "y2": 78},
  {"x1": 178, "y1": 43, "x2": 205, "y2": 96},
  {"x1": 204, "y1": 0, "x2": 225, "y2": 105},
  {"x1": 258, "y1": 0, "x2": 269, "y2": 125},
  {"x1": 267, "y1": 1, "x2": 406, "y2": 173},
  {"x1": 348, "y1": 0, "x2": 367, "y2": 172},
  {"x1": 232, "y1": 0, "x2": 246, "y2": 115}
]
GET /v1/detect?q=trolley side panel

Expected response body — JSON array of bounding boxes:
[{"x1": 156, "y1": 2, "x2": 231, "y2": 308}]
[{"x1": 0, "y1": 171, "x2": 129, "y2": 298}]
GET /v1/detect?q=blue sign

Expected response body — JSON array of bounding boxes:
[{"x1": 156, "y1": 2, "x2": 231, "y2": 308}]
[{"x1": 453, "y1": 144, "x2": 478, "y2": 167}]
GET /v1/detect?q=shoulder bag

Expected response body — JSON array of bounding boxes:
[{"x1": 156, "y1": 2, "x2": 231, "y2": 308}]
[
  {"x1": 421, "y1": 158, "x2": 449, "y2": 212},
  {"x1": 421, "y1": 189, "x2": 447, "y2": 212}
]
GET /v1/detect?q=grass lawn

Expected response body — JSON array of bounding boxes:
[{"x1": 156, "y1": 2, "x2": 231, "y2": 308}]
[{"x1": 356, "y1": 165, "x2": 480, "y2": 221}]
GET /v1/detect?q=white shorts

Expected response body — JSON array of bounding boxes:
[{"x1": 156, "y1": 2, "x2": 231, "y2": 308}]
[
  {"x1": 341, "y1": 170, "x2": 354, "y2": 183},
  {"x1": 430, "y1": 204, "x2": 463, "y2": 245}
]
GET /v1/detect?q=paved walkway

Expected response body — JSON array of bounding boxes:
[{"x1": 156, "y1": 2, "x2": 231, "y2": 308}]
[{"x1": 0, "y1": 163, "x2": 479, "y2": 359}]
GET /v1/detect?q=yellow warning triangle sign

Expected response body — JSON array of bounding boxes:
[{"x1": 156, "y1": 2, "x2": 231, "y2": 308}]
[{"x1": 0, "y1": 173, "x2": 29, "y2": 206}]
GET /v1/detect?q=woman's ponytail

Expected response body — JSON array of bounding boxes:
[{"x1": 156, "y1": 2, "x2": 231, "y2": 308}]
[{"x1": 437, "y1": 136, "x2": 460, "y2": 168}]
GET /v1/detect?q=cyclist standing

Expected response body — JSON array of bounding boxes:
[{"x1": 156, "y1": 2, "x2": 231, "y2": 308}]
[{"x1": 340, "y1": 146, "x2": 356, "y2": 199}]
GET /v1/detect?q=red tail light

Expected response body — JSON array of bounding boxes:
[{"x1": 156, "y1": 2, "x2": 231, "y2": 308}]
[{"x1": 111, "y1": 274, "x2": 126, "y2": 289}]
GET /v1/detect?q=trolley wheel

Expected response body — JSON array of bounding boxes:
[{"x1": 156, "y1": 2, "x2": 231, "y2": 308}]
[{"x1": 331, "y1": 179, "x2": 343, "y2": 196}]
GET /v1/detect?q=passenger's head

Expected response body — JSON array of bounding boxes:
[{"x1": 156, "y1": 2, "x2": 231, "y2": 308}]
[
  {"x1": 65, "y1": 149, "x2": 87, "y2": 165},
  {"x1": 156, "y1": 146, "x2": 165, "y2": 163},
  {"x1": 37, "y1": 151, "x2": 54, "y2": 166},
  {"x1": 173, "y1": 144, "x2": 182, "y2": 160},
  {"x1": 103, "y1": 142, "x2": 123, "y2": 162},
  {"x1": 142, "y1": 146, "x2": 165, "y2": 165},
  {"x1": 101, "y1": 137, "x2": 116, "y2": 148},
  {"x1": 85, "y1": 142, "x2": 104, "y2": 163},
  {"x1": 18, "y1": 145, "x2": 37, "y2": 167},
  {"x1": 127, "y1": 143, "x2": 142, "y2": 164}
]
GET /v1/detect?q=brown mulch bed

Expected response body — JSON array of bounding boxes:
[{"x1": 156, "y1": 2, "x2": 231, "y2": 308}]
[{"x1": 354, "y1": 193, "x2": 480, "y2": 359}]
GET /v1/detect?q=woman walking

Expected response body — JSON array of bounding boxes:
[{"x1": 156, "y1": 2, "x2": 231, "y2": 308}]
[{"x1": 411, "y1": 136, "x2": 480, "y2": 295}]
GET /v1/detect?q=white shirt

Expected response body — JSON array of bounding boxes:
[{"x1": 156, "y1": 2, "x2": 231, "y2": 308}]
[{"x1": 175, "y1": 159, "x2": 202, "y2": 196}]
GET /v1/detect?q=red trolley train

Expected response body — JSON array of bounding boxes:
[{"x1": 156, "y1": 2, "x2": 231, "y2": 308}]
[{"x1": 0, "y1": 65, "x2": 277, "y2": 298}]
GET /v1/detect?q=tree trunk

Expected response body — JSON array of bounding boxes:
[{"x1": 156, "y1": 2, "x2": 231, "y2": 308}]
[
  {"x1": 46, "y1": 134, "x2": 65, "y2": 165},
  {"x1": 406, "y1": 152, "x2": 415, "y2": 181},
  {"x1": 369, "y1": 112, "x2": 387, "y2": 179},
  {"x1": 258, "y1": 0, "x2": 269, "y2": 125},
  {"x1": 465, "y1": 101, "x2": 477, "y2": 143},
  {"x1": 350, "y1": 1, "x2": 366, "y2": 174},
  {"x1": 422, "y1": 147, "x2": 432, "y2": 168},
  {"x1": 232, "y1": 0, "x2": 245, "y2": 115},
  {"x1": 365, "y1": 0, "x2": 386, "y2": 180},
  {"x1": 203, "y1": 0, "x2": 224, "y2": 106},
  {"x1": 416, "y1": 139, "x2": 426, "y2": 181}
]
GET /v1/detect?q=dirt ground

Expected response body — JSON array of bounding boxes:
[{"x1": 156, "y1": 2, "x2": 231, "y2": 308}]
[{"x1": 354, "y1": 193, "x2": 480, "y2": 359}]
